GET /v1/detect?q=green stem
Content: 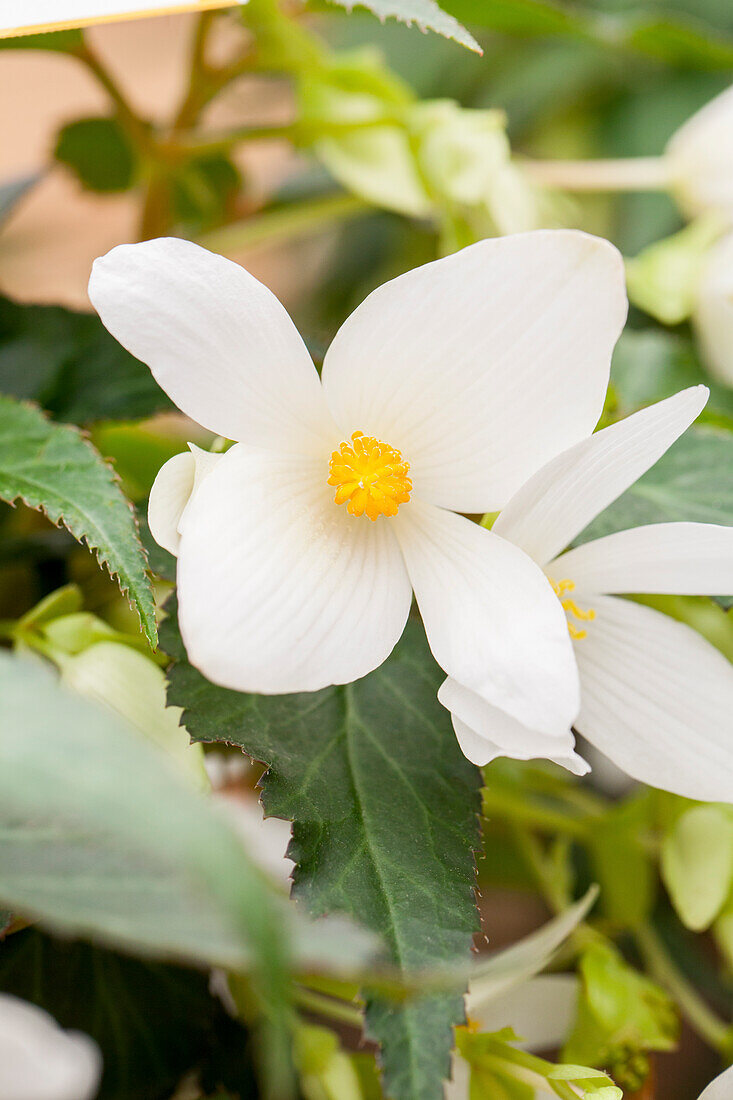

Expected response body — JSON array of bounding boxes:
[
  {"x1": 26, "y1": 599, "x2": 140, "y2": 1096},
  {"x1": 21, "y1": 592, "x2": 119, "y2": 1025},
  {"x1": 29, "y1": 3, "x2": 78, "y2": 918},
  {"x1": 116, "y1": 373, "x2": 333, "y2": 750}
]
[
  {"x1": 523, "y1": 155, "x2": 671, "y2": 193},
  {"x1": 72, "y1": 37, "x2": 151, "y2": 150},
  {"x1": 198, "y1": 193, "x2": 371, "y2": 253},
  {"x1": 636, "y1": 924, "x2": 733, "y2": 1057},
  {"x1": 482, "y1": 788, "x2": 590, "y2": 839},
  {"x1": 295, "y1": 987, "x2": 362, "y2": 1029}
]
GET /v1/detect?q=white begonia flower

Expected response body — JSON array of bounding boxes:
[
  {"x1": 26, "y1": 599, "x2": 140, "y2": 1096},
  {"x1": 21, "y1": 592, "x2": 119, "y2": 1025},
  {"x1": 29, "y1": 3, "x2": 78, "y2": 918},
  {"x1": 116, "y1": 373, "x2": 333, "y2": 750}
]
[
  {"x1": 0, "y1": 994, "x2": 101, "y2": 1100},
  {"x1": 89, "y1": 231, "x2": 626, "y2": 750},
  {"x1": 699, "y1": 1065, "x2": 733, "y2": 1100},
  {"x1": 694, "y1": 232, "x2": 733, "y2": 385},
  {"x1": 443, "y1": 386, "x2": 733, "y2": 802},
  {"x1": 666, "y1": 84, "x2": 733, "y2": 224}
]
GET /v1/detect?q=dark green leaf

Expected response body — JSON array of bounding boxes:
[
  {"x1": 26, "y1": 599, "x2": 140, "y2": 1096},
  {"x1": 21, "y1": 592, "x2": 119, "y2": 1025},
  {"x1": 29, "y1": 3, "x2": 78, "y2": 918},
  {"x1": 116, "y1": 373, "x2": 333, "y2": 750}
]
[
  {"x1": 163, "y1": 607, "x2": 482, "y2": 1100},
  {"x1": 325, "y1": 0, "x2": 481, "y2": 52},
  {"x1": 0, "y1": 396, "x2": 157, "y2": 644},
  {"x1": 55, "y1": 116, "x2": 137, "y2": 193},
  {"x1": 0, "y1": 294, "x2": 171, "y2": 424},
  {"x1": 172, "y1": 153, "x2": 242, "y2": 232},
  {"x1": 577, "y1": 427, "x2": 733, "y2": 608},
  {"x1": 0, "y1": 929, "x2": 256, "y2": 1100},
  {"x1": 609, "y1": 330, "x2": 733, "y2": 428}
]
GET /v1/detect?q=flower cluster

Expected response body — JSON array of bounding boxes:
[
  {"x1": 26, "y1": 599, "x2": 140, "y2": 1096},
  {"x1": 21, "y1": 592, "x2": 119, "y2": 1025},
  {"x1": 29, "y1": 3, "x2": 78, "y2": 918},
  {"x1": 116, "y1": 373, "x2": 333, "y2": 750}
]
[{"x1": 90, "y1": 229, "x2": 733, "y2": 804}]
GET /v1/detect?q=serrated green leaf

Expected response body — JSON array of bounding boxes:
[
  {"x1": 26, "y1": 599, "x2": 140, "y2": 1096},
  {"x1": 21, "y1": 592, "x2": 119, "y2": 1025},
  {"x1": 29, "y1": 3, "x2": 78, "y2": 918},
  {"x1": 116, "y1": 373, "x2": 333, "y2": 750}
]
[
  {"x1": 163, "y1": 607, "x2": 482, "y2": 1100},
  {"x1": 55, "y1": 116, "x2": 137, "y2": 193},
  {"x1": 443, "y1": 0, "x2": 733, "y2": 69},
  {"x1": 0, "y1": 928, "x2": 256, "y2": 1100},
  {"x1": 0, "y1": 294, "x2": 171, "y2": 424},
  {"x1": 326, "y1": 0, "x2": 481, "y2": 53},
  {"x1": 576, "y1": 427, "x2": 733, "y2": 609},
  {"x1": 661, "y1": 806, "x2": 733, "y2": 931},
  {"x1": 0, "y1": 396, "x2": 157, "y2": 645}
]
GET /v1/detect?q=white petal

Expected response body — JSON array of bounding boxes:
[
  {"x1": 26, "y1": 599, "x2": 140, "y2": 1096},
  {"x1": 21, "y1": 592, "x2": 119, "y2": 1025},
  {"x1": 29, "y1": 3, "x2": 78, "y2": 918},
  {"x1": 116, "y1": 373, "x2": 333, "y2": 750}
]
[
  {"x1": 89, "y1": 238, "x2": 336, "y2": 454},
  {"x1": 553, "y1": 523, "x2": 733, "y2": 596},
  {"x1": 148, "y1": 444, "x2": 223, "y2": 557},
  {"x1": 0, "y1": 994, "x2": 102, "y2": 1100},
  {"x1": 393, "y1": 501, "x2": 580, "y2": 737},
  {"x1": 470, "y1": 974, "x2": 579, "y2": 1052},
  {"x1": 176, "y1": 443, "x2": 412, "y2": 693},
  {"x1": 494, "y1": 387, "x2": 709, "y2": 566},
  {"x1": 441, "y1": 680, "x2": 588, "y2": 775},
  {"x1": 695, "y1": 233, "x2": 733, "y2": 385},
  {"x1": 699, "y1": 1065, "x2": 733, "y2": 1100},
  {"x1": 321, "y1": 231, "x2": 627, "y2": 512},
  {"x1": 574, "y1": 596, "x2": 733, "y2": 802},
  {"x1": 667, "y1": 85, "x2": 733, "y2": 221}
]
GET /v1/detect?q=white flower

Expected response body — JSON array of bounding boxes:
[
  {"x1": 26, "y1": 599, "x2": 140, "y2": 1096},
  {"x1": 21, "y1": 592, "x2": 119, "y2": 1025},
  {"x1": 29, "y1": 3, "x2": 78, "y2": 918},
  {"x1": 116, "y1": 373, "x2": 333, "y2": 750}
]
[
  {"x1": 90, "y1": 231, "x2": 626, "y2": 745},
  {"x1": 694, "y1": 232, "x2": 733, "y2": 385},
  {"x1": 699, "y1": 1065, "x2": 733, "y2": 1100},
  {"x1": 442, "y1": 387, "x2": 733, "y2": 802},
  {"x1": 666, "y1": 84, "x2": 733, "y2": 224},
  {"x1": 0, "y1": 994, "x2": 101, "y2": 1100}
]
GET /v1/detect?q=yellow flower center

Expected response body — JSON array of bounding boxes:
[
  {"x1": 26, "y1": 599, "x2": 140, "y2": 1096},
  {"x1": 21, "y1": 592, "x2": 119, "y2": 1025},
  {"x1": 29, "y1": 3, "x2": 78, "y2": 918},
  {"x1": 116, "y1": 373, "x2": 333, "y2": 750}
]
[
  {"x1": 550, "y1": 578, "x2": 596, "y2": 641},
  {"x1": 328, "y1": 431, "x2": 412, "y2": 521}
]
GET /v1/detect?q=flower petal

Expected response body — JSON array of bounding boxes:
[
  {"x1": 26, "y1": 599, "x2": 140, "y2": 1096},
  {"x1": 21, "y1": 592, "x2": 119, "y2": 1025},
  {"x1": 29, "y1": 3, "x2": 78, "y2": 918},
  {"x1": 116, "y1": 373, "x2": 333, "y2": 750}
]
[
  {"x1": 393, "y1": 500, "x2": 580, "y2": 737},
  {"x1": 553, "y1": 522, "x2": 733, "y2": 596},
  {"x1": 440, "y1": 678, "x2": 588, "y2": 773},
  {"x1": 89, "y1": 238, "x2": 336, "y2": 454},
  {"x1": 321, "y1": 230, "x2": 627, "y2": 512},
  {"x1": 695, "y1": 233, "x2": 733, "y2": 385},
  {"x1": 148, "y1": 444, "x2": 223, "y2": 557},
  {"x1": 699, "y1": 1066, "x2": 733, "y2": 1100},
  {"x1": 176, "y1": 443, "x2": 412, "y2": 693},
  {"x1": 493, "y1": 387, "x2": 708, "y2": 566},
  {"x1": 470, "y1": 974, "x2": 579, "y2": 1052},
  {"x1": 574, "y1": 595, "x2": 733, "y2": 802}
]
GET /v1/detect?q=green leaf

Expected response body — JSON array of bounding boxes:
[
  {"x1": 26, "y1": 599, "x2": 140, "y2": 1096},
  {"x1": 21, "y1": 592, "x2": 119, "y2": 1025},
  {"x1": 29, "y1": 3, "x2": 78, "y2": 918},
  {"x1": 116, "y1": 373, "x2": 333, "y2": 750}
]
[
  {"x1": 0, "y1": 294, "x2": 171, "y2": 424},
  {"x1": 661, "y1": 805, "x2": 733, "y2": 931},
  {"x1": 54, "y1": 116, "x2": 137, "y2": 193},
  {"x1": 443, "y1": 0, "x2": 733, "y2": 69},
  {"x1": 0, "y1": 649, "x2": 298, "y2": 1095},
  {"x1": 171, "y1": 153, "x2": 242, "y2": 232},
  {"x1": 576, "y1": 426, "x2": 733, "y2": 609},
  {"x1": 326, "y1": 0, "x2": 481, "y2": 53},
  {"x1": 564, "y1": 941, "x2": 678, "y2": 1077},
  {"x1": 587, "y1": 798, "x2": 655, "y2": 929},
  {"x1": 0, "y1": 396, "x2": 157, "y2": 645},
  {"x1": 0, "y1": 28, "x2": 83, "y2": 51},
  {"x1": 609, "y1": 329, "x2": 733, "y2": 428},
  {"x1": 163, "y1": 607, "x2": 482, "y2": 1100},
  {"x1": 0, "y1": 928, "x2": 257, "y2": 1100}
]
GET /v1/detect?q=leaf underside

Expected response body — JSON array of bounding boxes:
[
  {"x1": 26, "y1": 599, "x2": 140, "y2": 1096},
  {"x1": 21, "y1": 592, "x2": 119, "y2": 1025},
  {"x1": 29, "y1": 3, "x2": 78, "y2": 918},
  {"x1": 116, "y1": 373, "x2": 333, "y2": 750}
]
[
  {"x1": 0, "y1": 395, "x2": 157, "y2": 644},
  {"x1": 163, "y1": 606, "x2": 482, "y2": 1100},
  {"x1": 326, "y1": 0, "x2": 481, "y2": 53}
]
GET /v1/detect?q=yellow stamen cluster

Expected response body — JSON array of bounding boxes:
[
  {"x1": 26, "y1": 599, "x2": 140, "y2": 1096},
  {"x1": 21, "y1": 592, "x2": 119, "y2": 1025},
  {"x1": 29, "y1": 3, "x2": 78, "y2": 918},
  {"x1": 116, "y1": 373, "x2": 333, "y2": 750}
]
[
  {"x1": 550, "y1": 578, "x2": 596, "y2": 641},
  {"x1": 328, "y1": 431, "x2": 412, "y2": 521}
]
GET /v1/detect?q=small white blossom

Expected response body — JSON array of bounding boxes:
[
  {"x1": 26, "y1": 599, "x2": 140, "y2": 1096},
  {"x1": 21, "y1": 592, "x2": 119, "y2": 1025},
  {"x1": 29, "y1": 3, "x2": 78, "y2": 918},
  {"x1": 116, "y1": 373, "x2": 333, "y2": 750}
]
[
  {"x1": 90, "y1": 231, "x2": 626, "y2": 751},
  {"x1": 0, "y1": 995, "x2": 101, "y2": 1100},
  {"x1": 443, "y1": 388, "x2": 733, "y2": 802},
  {"x1": 694, "y1": 232, "x2": 733, "y2": 384},
  {"x1": 666, "y1": 84, "x2": 733, "y2": 224}
]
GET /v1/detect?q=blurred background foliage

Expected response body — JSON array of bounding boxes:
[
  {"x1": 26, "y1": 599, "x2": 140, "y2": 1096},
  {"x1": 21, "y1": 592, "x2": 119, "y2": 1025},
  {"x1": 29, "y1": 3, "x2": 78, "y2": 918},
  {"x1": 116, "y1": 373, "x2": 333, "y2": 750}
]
[{"x1": 0, "y1": 2, "x2": 732, "y2": 1099}]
